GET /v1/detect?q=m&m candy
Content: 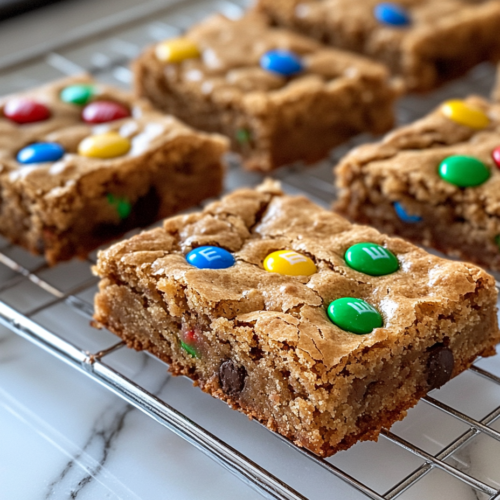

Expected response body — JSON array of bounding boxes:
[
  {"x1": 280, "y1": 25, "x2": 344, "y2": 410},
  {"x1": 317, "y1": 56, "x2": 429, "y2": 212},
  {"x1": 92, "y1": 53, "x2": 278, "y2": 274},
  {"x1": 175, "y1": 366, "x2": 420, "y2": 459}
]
[
  {"x1": 374, "y1": 3, "x2": 411, "y2": 27},
  {"x1": 107, "y1": 194, "x2": 132, "y2": 220},
  {"x1": 181, "y1": 341, "x2": 199, "y2": 358},
  {"x1": 82, "y1": 101, "x2": 130, "y2": 124},
  {"x1": 17, "y1": 142, "x2": 65, "y2": 164},
  {"x1": 155, "y1": 38, "x2": 200, "y2": 63},
  {"x1": 345, "y1": 242, "x2": 399, "y2": 276},
  {"x1": 260, "y1": 50, "x2": 304, "y2": 77},
  {"x1": 78, "y1": 132, "x2": 131, "y2": 159},
  {"x1": 180, "y1": 330, "x2": 200, "y2": 358},
  {"x1": 440, "y1": 100, "x2": 489, "y2": 129},
  {"x1": 236, "y1": 128, "x2": 251, "y2": 144},
  {"x1": 60, "y1": 84, "x2": 95, "y2": 106},
  {"x1": 263, "y1": 250, "x2": 316, "y2": 276},
  {"x1": 4, "y1": 99, "x2": 50, "y2": 124},
  {"x1": 438, "y1": 155, "x2": 490, "y2": 187},
  {"x1": 327, "y1": 298, "x2": 383, "y2": 335},
  {"x1": 186, "y1": 246, "x2": 235, "y2": 270},
  {"x1": 394, "y1": 201, "x2": 422, "y2": 223}
]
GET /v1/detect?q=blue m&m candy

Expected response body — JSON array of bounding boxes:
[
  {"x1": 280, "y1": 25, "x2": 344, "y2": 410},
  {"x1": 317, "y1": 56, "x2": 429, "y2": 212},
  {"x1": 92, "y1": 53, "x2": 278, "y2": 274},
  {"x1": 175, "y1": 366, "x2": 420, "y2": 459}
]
[
  {"x1": 17, "y1": 142, "x2": 65, "y2": 164},
  {"x1": 394, "y1": 201, "x2": 422, "y2": 223},
  {"x1": 186, "y1": 246, "x2": 235, "y2": 270},
  {"x1": 260, "y1": 50, "x2": 304, "y2": 77},
  {"x1": 374, "y1": 3, "x2": 411, "y2": 27}
]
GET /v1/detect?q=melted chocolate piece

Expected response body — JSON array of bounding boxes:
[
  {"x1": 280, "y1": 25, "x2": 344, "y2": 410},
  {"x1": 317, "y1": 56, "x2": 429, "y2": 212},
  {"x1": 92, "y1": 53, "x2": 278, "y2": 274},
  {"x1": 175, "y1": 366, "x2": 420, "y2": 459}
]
[
  {"x1": 427, "y1": 344, "x2": 454, "y2": 390},
  {"x1": 219, "y1": 360, "x2": 247, "y2": 396}
]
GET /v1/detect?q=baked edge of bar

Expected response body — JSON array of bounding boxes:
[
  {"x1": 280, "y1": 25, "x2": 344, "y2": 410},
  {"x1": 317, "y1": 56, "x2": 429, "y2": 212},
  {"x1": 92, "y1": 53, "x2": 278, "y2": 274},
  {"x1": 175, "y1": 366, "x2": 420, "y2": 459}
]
[{"x1": 92, "y1": 261, "x2": 500, "y2": 456}]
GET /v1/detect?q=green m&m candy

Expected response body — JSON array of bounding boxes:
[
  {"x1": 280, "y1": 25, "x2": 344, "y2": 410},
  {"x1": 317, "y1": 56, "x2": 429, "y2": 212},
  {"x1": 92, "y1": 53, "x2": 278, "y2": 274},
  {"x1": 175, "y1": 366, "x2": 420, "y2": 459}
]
[
  {"x1": 180, "y1": 341, "x2": 199, "y2": 358},
  {"x1": 345, "y1": 242, "x2": 399, "y2": 276},
  {"x1": 438, "y1": 155, "x2": 490, "y2": 187},
  {"x1": 60, "y1": 84, "x2": 95, "y2": 106},
  {"x1": 236, "y1": 128, "x2": 251, "y2": 144},
  {"x1": 107, "y1": 193, "x2": 132, "y2": 220},
  {"x1": 327, "y1": 298, "x2": 383, "y2": 335}
]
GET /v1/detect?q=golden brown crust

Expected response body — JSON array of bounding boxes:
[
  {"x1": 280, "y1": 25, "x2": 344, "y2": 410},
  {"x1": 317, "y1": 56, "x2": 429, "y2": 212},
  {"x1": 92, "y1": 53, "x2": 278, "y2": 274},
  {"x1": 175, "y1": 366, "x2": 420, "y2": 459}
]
[{"x1": 93, "y1": 182, "x2": 500, "y2": 456}]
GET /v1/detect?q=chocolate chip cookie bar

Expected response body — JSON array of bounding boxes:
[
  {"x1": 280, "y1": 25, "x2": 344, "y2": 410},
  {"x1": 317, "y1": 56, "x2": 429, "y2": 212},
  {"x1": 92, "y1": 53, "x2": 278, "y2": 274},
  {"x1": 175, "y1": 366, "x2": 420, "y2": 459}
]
[
  {"x1": 257, "y1": 0, "x2": 500, "y2": 92},
  {"x1": 93, "y1": 180, "x2": 500, "y2": 457},
  {"x1": 133, "y1": 13, "x2": 397, "y2": 172},
  {"x1": 0, "y1": 75, "x2": 227, "y2": 264},
  {"x1": 335, "y1": 96, "x2": 500, "y2": 271}
]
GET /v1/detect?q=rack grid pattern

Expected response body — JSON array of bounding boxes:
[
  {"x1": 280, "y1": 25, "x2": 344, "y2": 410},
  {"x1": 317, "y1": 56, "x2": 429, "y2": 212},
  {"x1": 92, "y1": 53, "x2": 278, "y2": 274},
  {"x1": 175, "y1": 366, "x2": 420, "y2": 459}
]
[{"x1": 2, "y1": 0, "x2": 500, "y2": 498}]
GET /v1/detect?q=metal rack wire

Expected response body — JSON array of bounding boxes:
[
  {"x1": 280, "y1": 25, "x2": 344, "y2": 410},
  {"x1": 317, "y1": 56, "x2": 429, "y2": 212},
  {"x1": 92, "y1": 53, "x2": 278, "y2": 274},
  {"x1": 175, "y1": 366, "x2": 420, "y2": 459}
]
[{"x1": 1, "y1": 0, "x2": 500, "y2": 498}]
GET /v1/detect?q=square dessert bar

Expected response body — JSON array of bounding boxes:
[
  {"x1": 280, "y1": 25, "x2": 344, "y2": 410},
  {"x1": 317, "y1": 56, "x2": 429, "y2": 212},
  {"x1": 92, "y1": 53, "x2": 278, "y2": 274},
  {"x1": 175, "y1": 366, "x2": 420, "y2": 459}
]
[
  {"x1": 93, "y1": 180, "x2": 500, "y2": 456},
  {"x1": 257, "y1": 0, "x2": 500, "y2": 92},
  {"x1": 133, "y1": 13, "x2": 397, "y2": 172},
  {"x1": 0, "y1": 75, "x2": 227, "y2": 264},
  {"x1": 335, "y1": 96, "x2": 500, "y2": 272}
]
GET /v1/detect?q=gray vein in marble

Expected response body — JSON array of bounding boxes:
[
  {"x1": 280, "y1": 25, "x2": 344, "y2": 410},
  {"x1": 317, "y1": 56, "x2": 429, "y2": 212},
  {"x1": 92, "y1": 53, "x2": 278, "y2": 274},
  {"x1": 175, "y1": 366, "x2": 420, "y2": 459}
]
[
  {"x1": 44, "y1": 401, "x2": 134, "y2": 499},
  {"x1": 44, "y1": 352, "x2": 172, "y2": 499}
]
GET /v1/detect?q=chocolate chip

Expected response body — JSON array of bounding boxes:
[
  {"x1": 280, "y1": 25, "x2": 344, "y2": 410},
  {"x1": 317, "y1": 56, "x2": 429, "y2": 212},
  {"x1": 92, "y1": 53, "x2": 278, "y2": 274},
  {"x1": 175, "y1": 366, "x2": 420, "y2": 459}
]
[
  {"x1": 219, "y1": 360, "x2": 247, "y2": 396},
  {"x1": 427, "y1": 344, "x2": 454, "y2": 390}
]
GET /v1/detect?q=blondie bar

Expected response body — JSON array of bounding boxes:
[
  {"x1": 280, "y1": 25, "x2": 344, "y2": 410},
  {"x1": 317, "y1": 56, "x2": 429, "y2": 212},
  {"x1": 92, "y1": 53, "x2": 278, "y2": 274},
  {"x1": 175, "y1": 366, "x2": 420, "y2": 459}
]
[
  {"x1": 335, "y1": 96, "x2": 500, "y2": 271},
  {"x1": 0, "y1": 75, "x2": 227, "y2": 264},
  {"x1": 257, "y1": 0, "x2": 500, "y2": 92},
  {"x1": 133, "y1": 13, "x2": 397, "y2": 172},
  {"x1": 93, "y1": 180, "x2": 499, "y2": 456}
]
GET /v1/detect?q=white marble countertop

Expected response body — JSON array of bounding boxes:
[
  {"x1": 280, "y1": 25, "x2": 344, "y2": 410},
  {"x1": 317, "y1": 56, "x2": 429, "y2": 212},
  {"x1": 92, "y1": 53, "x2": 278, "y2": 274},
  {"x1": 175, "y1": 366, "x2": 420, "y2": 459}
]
[{"x1": 2, "y1": 1, "x2": 500, "y2": 498}]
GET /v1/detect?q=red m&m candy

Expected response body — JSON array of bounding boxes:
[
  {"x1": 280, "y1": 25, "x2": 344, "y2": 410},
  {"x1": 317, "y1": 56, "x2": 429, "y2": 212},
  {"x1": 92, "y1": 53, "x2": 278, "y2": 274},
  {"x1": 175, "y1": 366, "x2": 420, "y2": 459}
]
[
  {"x1": 3, "y1": 99, "x2": 50, "y2": 124},
  {"x1": 180, "y1": 329, "x2": 200, "y2": 358},
  {"x1": 184, "y1": 330, "x2": 197, "y2": 344},
  {"x1": 82, "y1": 100, "x2": 130, "y2": 124},
  {"x1": 492, "y1": 147, "x2": 500, "y2": 169}
]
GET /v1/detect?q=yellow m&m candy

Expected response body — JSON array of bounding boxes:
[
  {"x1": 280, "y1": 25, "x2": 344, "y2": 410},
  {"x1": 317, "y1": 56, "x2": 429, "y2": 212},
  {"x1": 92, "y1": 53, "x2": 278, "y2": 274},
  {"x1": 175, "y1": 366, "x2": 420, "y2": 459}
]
[
  {"x1": 155, "y1": 38, "x2": 200, "y2": 63},
  {"x1": 263, "y1": 250, "x2": 317, "y2": 276},
  {"x1": 78, "y1": 132, "x2": 130, "y2": 159},
  {"x1": 440, "y1": 100, "x2": 489, "y2": 129}
]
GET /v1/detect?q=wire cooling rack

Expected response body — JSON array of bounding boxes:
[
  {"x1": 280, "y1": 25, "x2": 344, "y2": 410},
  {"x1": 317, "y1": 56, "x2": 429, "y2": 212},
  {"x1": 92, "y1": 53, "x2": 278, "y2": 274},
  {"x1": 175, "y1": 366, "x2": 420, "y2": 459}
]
[{"x1": 2, "y1": 0, "x2": 500, "y2": 498}]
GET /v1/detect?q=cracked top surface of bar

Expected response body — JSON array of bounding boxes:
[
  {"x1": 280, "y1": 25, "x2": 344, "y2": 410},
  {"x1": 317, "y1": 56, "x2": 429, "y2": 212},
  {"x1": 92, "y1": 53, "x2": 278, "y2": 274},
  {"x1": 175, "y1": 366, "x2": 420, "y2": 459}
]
[
  {"x1": 0, "y1": 75, "x2": 226, "y2": 195},
  {"x1": 95, "y1": 180, "x2": 495, "y2": 370},
  {"x1": 148, "y1": 12, "x2": 392, "y2": 97}
]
